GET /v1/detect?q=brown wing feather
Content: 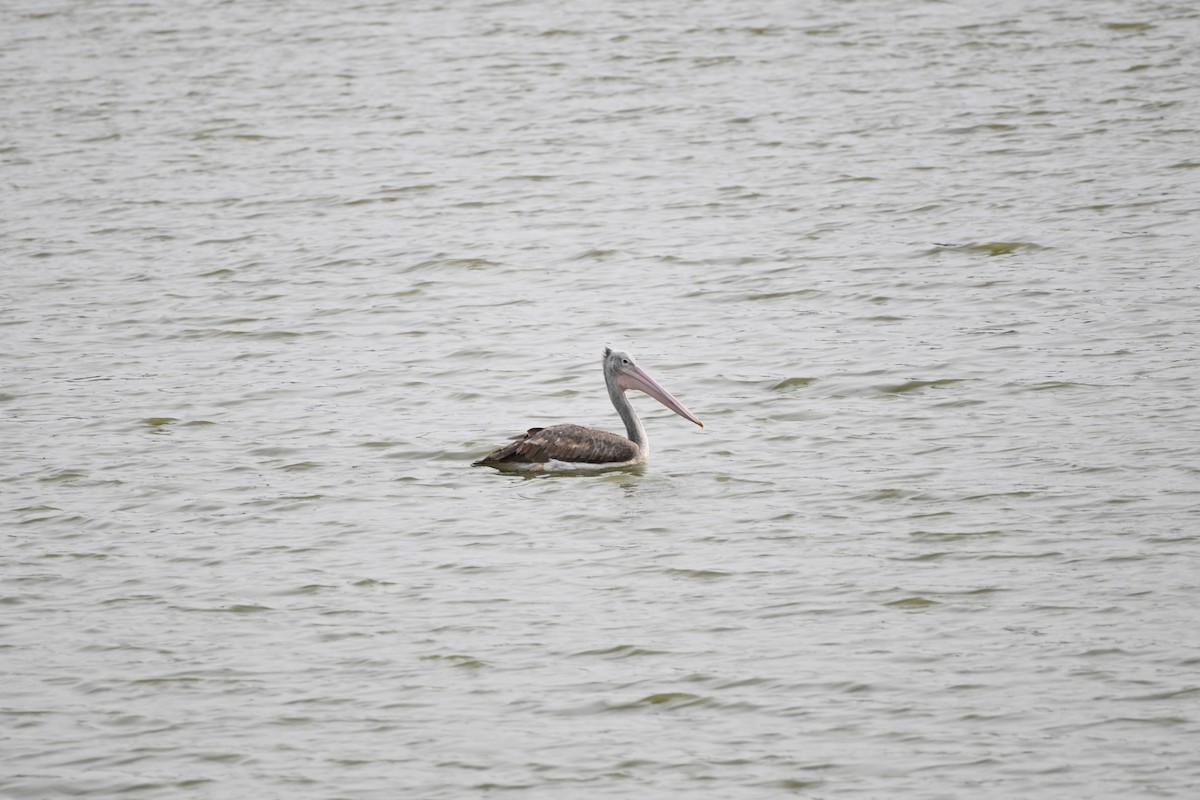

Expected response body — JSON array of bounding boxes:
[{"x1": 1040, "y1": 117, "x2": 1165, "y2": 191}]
[{"x1": 474, "y1": 424, "x2": 638, "y2": 466}]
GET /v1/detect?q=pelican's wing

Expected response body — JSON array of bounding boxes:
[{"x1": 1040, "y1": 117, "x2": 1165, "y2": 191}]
[{"x1": 474, "y1": 424, "x2": 638, "y2": 466}]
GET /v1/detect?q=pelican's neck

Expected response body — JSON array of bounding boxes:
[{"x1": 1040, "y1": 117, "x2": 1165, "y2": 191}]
[{"x1": 607, "y1": 374, "x2": 648, "y2": 455}]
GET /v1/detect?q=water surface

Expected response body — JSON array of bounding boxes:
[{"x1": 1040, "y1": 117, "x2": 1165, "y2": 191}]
[{"x1": 3, "y1": 0, "x2": 1199, "y2": 797}]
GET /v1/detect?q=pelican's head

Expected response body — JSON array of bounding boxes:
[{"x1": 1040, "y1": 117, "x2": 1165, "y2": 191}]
[{"x1": 603, "y1": 346, "x2": 704, "y2": 428}]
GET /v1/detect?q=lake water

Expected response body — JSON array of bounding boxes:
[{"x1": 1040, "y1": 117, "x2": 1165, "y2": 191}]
[{"x1": 3, "y1": 0, "x2": 1198, "y2": 797}]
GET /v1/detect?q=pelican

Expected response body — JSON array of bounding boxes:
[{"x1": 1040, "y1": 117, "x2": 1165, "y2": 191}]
[{"x1": 473, "y1": 347, "x2": 704, "y2": 472}]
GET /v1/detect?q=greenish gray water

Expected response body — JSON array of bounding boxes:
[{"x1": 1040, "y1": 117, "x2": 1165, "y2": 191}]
[{"x1": 3, "y1": 1, "x2": 1198, "y2": 797}]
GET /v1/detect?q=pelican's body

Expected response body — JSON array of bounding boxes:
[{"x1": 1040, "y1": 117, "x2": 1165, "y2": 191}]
[{"x1": 473, "y1": 348, "x2": 703, "y2": 472}]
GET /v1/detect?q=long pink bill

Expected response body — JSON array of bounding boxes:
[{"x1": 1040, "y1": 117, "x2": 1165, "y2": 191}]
[{"x1": 617, "y1": 364, "x2": 704, "y2": 428}]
